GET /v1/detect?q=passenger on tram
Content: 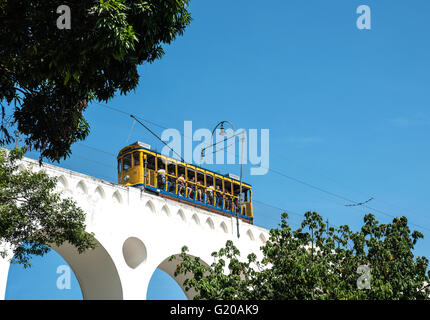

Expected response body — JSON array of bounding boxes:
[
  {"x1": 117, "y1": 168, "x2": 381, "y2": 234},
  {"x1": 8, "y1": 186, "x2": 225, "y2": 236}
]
[
  {"x1": 167, "y1": 176, "x2": 175, "y2": 193},
  {"x1": 157, "y1": 169, "x2": 166, "y2": 190},
  {"x1": 215, "y1": 185, "x2": 223, "y2": 208},
  {"x1": 177, "y1": 174, "x2": 186, "y2": 196},
  {"x1": 225, "y1": 196, "x2": 232, "y2": 211},
  {"x1": 196, "y1": 181, "x2": 204, "y2": 202},
  {"x1": 187, "y1": 177, "x2": 195, "y2": 199},
  {"x1": 206, "y1": 185, "x2": 214, "y2": 206},
  {"x1": 233, "y1": 197, "x2": 240, "y2": 213}
]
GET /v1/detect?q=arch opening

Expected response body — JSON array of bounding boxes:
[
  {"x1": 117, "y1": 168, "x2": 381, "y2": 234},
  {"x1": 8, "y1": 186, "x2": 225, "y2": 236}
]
[
  {"x1": 4, "y1": 238, "x2": 123, "y2": 300},
  {"x1": 145, "y1": 201, "x2": 155, "y2": 215},
  {"x1": 76, "y1": 181, "x2": 88, "y2": 195},
  {"x1": 94, "y1": 186, "x2": 105, "y2": 200},
  {"x1": 57, "y1": 176, "x2": 69, "y2": 190},
  {"x1": 246, "y1": 229, "x2": 255, "y2": 241},
  {"x1": 5, "y1": 248, "x2": 83, "y2": 300},
  {"x1": 176, "y1": 209, "x2": 186, "y2": 223},
  {"x1": 259, "y1": 233, "x2": 267, "y2": 244},
  {"x1": 147, "y1": 253, "x2": 210, "y2": 300},
  {"x1": 112, "y1": 191, "x2": 123, "y2": 205},
  {"x1": 161, "y1": 205, "x2": 170, "y2": 218},
  {"x1": 191, "y1": 214, "x2": 200, "y2": 227},
  {"x1": 205, "y1": 218, "x2": 214, "y2": 230},
  {"x1": 220, "y1": 222, "x2": 228, "y2": 233}
]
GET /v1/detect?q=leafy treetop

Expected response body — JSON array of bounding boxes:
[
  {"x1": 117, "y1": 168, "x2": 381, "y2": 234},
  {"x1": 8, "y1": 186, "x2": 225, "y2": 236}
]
[
  {"x1": 172, "y1": 211, "x2": 430, "y2": 300},
  {"x1": 0, "y1": 0, "x2": 191, "y2": 161},
  {"x1": 0, "y1": 147, "x2": 97, "y2": 267}
]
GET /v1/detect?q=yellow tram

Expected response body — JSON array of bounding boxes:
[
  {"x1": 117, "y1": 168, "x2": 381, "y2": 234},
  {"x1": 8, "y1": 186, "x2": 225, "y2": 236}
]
[{"x1": 117, "y1": 141, "x2": 253, "y2": 224}]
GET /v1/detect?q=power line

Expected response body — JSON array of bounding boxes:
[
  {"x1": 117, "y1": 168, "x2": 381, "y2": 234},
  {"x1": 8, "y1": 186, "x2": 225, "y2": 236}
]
[
  {"x1": 272, "y1": 151, "x2": 430, "y2": 224},
  {"x1": 26, "y1": 153, "x2": 116, "y2": 183},
  {"x1": 131, "y1": 114, "x2": 185, "y2": 163},
  {"x1": 93, "y1": 102, "x2": 169, "y2": 130},
  {"x1": 253, "y1": 199, "x2": 340, "y2": 229},
  {"x1": 345, "y1": 197, "x2": 374, "y2": 207},
  {"x1": 75, "y1": 143, "x2": 116, "y2": 157},
  {"x1": 253, "y1": 199, "x2": 304, "y2": 219},
  {"x1": 71, "y1": 154, "x2": 113, "y2": 169}
]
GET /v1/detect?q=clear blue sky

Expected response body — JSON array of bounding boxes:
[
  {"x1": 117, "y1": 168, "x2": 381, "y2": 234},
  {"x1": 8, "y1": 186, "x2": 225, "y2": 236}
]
[{"x1": 6, "y1": 0, "x2": 430, "y2": 299}]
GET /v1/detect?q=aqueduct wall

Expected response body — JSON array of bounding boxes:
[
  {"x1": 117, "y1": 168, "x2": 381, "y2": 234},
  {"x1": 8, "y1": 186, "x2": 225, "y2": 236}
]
[{"x1": 0, "y1": 157, "x2": 269, "y2": 300}]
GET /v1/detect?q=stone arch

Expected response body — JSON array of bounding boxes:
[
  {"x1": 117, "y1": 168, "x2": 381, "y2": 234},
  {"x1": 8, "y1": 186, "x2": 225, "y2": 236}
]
[
  {"x1": 3, "y1": 237, "x2": 123, "y2": 300},
  {"x1": 57, "y1": 175, "x2": 69, "y2": 190},
  {"x1": 259, "y1": 233, "x2": 267, "y2": 244},
  {"x1": 191, "y1": 214, "x2": 200, "y2": 227},
  {"x1": 161, "y1": 205, "x2": 170, "y2": 218},
  {"x1": 76, "y1": 181, "x2": 88, "y2": 195},
  {"x1": 205, "y1": 217, "x2": 215, "y2": 230},
  {"x1": 149, "y1": 253, "x2": 211, "y2": 300},
  {"x1": 56, "y1": 176, "x2": 73, "y2": 199},
  {"x1": 144, "y1": 200, "x2": 155, "y2": 215},
  {"x1": 220, "y1": 222, "x2": 228, "y2": 234},
  {"x1": 176, "y1": 209, "x2": 186, "y2": 223},
  {"x1": 246, "y1": 229, "x2": 255, "y2": 241},
  {"x1": 112, "y1": 191, "x2": 123, "y2": 204},
  {"x1": 94, "y1": 186, "x2": 105, "y2": 201},
  {"x1": 90, "y1": 186, "x2": 105, "y2": 225},
  {"x1": 51, "y1": 238, "x2": 123, "y2": 299}
]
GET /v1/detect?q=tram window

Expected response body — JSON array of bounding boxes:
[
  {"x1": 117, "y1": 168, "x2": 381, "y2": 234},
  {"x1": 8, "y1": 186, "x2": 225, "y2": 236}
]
[
  {"x1": 214, "y1": 177, "x2": 224, "y2": 208},
  {"x1": 195, "y1": 171, "x2": 205, "y2": 202},
  {"x1": 205, "y1": 173, "x2": 215, "y2": 205},
  {"x1": 223, "y1": 180, "x2": 233, "y2": 211},
  {"x1": 177, "y1": 165, "x2": 185, "y2": 177},
  {"x1": 133, "y1": 152, "x2": 140, "y2": 167},
  {"x1": 197, "y1": 171, "x2": 204, "y2": 185},
  {"x1": 187, "y1": 168, "x2": 196, "y2": 182},
  {"x1": 233, "y1": 183, "x2": 241, "y2": 197},
  {"x1": 165, "y1": 162, "x2": 177, "y2": 193},
  {"x1": 177, "y1": 165, "x2": 186, "y2": 196},
  {"x1": 225, "y1": 180, "x2": 233, "y2": 194},
  {"x1": 215, "y1": 177, "x2": 223, "y2": 192},
  {"x1": 243, "y1": 188, "x2": 249, "y2": 202},
  {"x1": 205, "y1": 173, "x2": 214, "y2": 188},
  {"x1": 167, "y1": 162, "x2": 176, "y2": 176},
  {"x1": 185, "y1": 168, "x2": 195, "y2": 199},
  {"x1": 123, "y1": 154, "x2": 131, "y2": 171},
  {"x1": 146, "y1": 154, "x2": 155, "y2": 170},
  {"x1": 157, "y1": 157, "x2": 166, "y2": 172},
  {"x1": 232, "y1": 184, "x2": 249, "y2": 201}
]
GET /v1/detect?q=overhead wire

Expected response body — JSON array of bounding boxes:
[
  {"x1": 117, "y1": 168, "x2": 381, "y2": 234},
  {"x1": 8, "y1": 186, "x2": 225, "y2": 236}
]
[{"x1": 272, "y1": 151, "x2": 430, "y2": 224}]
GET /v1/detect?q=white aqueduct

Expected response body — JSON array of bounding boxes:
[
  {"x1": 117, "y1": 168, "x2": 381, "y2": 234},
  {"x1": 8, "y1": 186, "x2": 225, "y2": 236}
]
[{"x1": 0, "y1": 157, "x2": 269, "y2": 300}]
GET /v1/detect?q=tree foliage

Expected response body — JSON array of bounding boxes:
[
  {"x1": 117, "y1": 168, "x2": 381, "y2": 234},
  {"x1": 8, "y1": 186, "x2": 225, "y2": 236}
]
[
  {"x1": 0, "y1": 147, "x2": 97, "y2": 267},
  {"x1": 172, "y1": 212, "x2": 430, "y2": 300},
  {"x1": 0, "y1": 0, "x2": 192, "y2": 161}
]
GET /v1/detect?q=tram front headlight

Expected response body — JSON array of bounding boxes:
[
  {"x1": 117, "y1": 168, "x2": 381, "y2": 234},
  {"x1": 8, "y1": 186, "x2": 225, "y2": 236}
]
[{"x1": 123, "y1": 175, "x2": 130, "y2": 182}]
